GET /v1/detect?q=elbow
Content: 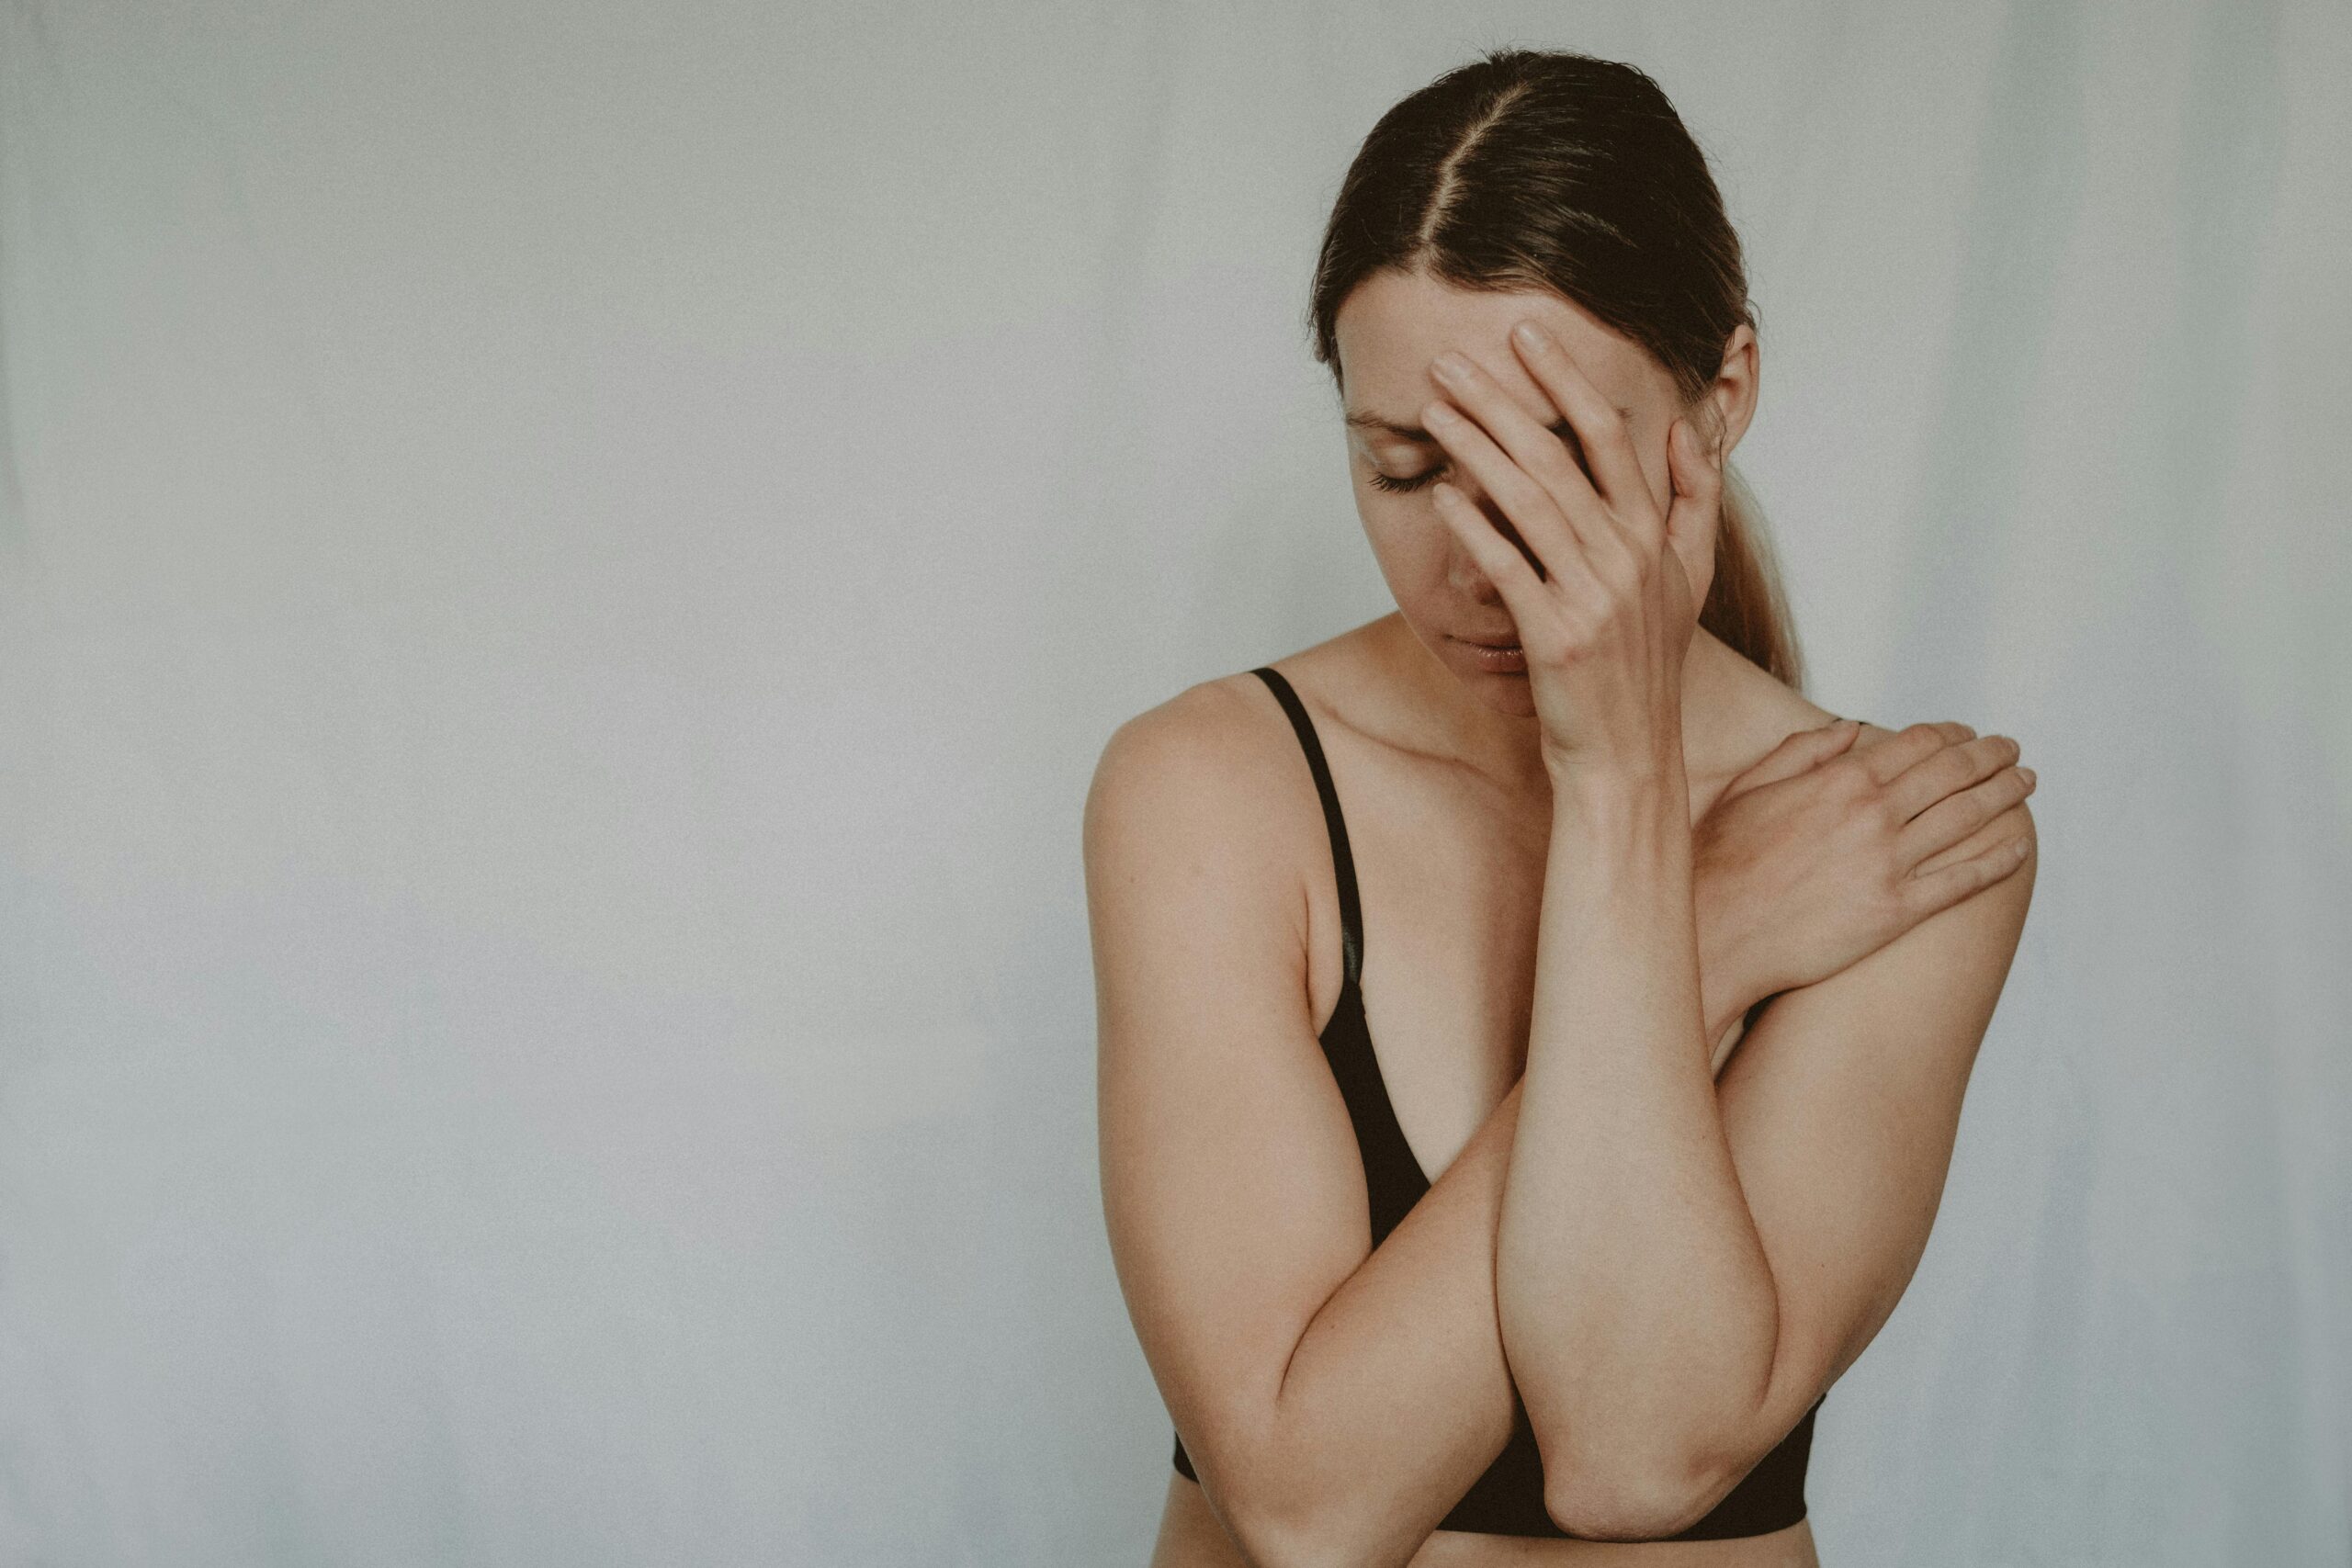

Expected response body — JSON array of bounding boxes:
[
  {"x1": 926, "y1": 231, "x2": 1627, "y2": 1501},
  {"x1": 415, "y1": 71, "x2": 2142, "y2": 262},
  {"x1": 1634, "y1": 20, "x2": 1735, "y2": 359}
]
[
  {"x1": 1544, "y1": 1477, "x2": 1707, "y2": 1544},
  {"x1": 1222, "y1": 1514, "x2": 1362, "y2": 1568},
  {"x1": 1222, "y1": 1498, "x2": 1393, "y2": 1568},
  {"x1": 1201, "y1": 1445, "x2": 1396, "y2": 1568},
  {"x1": 1540, "y1": 1438, "x2": 1740, "y2": 1543}
]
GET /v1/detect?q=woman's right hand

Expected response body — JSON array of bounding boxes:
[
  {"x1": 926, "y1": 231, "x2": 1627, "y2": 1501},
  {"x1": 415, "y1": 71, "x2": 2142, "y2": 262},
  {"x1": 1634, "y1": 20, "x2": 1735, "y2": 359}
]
[{"x1": 1695, "y1": 718, "x2": 2038, "y2": 1016}]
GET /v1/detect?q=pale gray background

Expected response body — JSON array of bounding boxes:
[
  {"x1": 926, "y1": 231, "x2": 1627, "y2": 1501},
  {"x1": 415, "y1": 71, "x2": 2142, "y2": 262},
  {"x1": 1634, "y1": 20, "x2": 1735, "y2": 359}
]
[{"x1": 2, "y1": 2, "x2": 2346, "y2": 1564}]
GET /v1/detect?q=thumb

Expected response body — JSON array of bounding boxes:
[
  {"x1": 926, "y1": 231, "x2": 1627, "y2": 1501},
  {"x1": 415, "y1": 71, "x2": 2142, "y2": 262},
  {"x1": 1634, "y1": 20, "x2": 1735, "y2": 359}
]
[
  {"x1": 1664, "y1": 418, "x2": 1724, "y2": 575},
  {"x1": 1723, "y1": 716, "x2": 1863, "y2": 798}
]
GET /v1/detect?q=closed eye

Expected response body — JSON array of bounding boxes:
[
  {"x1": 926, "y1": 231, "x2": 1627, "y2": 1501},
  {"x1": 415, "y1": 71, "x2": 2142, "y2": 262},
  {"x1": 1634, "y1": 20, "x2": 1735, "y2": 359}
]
[{"x1": 1364, "y1": 419, "x2": 1589, "y2": 494}]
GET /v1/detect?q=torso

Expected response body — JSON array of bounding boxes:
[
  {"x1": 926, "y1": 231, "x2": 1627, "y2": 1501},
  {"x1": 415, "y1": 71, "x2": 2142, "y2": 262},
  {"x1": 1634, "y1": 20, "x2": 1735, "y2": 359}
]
[{"x1": 1146, "y1": 615, "x2": 1845, "y2": 1567}]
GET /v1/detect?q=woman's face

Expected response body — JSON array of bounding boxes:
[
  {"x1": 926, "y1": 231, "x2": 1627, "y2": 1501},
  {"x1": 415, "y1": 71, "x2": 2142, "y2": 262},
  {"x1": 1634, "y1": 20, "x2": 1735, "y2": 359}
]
[{"x1": 1332, "y1": 269, "x2": 1753, "y2": 713}]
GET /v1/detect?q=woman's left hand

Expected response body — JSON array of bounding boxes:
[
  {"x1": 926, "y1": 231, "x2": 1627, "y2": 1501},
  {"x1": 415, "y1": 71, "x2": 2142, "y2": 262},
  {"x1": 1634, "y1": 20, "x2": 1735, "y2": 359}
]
[
  {"x1": 1696, "y1": 716, "x2": 2038, "y2": 1022},
  {"x1": 1420, "y1": 320, "x2": 1724, "y2": 779}
]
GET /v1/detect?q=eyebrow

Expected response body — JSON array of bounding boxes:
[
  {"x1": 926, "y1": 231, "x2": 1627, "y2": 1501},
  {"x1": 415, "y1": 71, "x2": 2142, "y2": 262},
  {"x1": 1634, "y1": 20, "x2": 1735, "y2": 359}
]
[{"x1": 1345, "y1": 408, "x2": 1632, "y2": 441}]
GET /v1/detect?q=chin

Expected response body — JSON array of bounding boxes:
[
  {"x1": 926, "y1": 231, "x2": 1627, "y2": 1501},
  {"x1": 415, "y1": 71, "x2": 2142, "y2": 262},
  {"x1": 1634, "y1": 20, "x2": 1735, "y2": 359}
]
[{"x1": 1461, "y1": 665, "x2": 1538, "y2": 716}]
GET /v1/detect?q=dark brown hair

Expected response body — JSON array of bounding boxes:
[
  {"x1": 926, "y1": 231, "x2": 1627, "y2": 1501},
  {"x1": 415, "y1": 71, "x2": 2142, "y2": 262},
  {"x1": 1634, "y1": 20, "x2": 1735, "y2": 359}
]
[{"x1": 1308, "y1": 47, "x2": 1804, "y2": 689}]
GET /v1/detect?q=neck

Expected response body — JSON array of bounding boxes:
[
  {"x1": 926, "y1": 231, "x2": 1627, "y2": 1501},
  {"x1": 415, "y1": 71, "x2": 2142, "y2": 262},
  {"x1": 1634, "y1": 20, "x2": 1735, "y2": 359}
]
[{"x1": 1378, "y1": 614, "x2": 1771, "y2": 804}]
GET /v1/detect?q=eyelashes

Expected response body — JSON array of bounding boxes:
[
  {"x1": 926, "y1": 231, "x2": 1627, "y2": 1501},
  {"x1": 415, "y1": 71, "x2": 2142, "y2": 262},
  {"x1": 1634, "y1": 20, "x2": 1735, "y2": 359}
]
[{"x1": 1364, "y1": 421, "x2": 1592, "y2": 496}]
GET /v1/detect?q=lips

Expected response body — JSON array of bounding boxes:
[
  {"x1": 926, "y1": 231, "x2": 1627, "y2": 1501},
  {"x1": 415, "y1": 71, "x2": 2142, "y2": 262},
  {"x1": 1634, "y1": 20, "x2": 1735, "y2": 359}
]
[
  {"x1": 1459, "y1": 637, "x2": 1529, "y2": 673},
  {"x1": 1458, "y1": 635, "x2": 1521, "y2": 648}
]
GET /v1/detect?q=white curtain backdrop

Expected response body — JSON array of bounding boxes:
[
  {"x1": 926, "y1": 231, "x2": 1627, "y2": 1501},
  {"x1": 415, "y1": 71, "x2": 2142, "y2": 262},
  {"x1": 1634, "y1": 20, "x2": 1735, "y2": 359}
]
[{"x1": 2, "y1": 3, "x2": 2346, "y2": 1563}]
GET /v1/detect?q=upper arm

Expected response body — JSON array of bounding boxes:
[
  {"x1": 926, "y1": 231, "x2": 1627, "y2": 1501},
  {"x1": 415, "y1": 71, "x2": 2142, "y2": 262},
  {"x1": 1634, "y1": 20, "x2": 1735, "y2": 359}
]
[
  {"x1": 1704, "y1": 762, "x2": 2039, "y2": 1468},
  {"x1": 1083, "y1": 685, "x2": 1382, "y2": 1522}
]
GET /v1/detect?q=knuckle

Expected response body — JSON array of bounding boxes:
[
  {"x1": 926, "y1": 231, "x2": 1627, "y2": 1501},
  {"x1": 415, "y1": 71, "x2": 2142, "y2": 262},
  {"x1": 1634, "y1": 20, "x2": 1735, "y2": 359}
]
[
  {"x1": 1528, "y1": 453, "x2": 1577, "y2": 494},
  {"x1": 1593, "y1": 554, "x2": 1642, "y2": 604},
  {"x1": 1594, "y1": 574, "x2": 1637, "y2": 623},
  {"x1": 1562, "y1": 570, "x2": 1610, "y2": 619}
]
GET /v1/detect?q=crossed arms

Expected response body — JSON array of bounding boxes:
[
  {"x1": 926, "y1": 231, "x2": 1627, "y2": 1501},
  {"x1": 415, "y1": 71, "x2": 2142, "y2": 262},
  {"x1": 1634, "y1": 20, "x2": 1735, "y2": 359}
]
[{"x1": 1088, "y1": 691, "x2": 2036, "y2": 1568}]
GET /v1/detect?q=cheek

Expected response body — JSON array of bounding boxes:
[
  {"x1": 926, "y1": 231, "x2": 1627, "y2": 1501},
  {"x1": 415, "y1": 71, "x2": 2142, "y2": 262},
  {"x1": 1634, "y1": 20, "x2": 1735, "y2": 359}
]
[{"x1": 1358, "y1": 496, "x2": 1455, "y2": 586}]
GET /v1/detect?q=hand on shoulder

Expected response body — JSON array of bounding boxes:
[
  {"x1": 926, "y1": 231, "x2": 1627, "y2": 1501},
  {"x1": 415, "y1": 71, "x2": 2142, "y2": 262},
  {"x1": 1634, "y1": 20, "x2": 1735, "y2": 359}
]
[{"x1": 1696, "y1": 714, "x2": 2038, "y2": 1008}]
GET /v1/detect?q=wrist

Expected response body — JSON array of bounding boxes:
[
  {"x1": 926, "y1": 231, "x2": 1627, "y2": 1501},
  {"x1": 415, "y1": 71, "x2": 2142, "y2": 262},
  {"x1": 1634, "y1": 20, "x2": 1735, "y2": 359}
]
[
  {"x1": 1544, "y1": 742, "x2": 1690, "y2": 811},
  {"x1": 1543, "y1": 754, "x2": 1694, "y2": 898}
]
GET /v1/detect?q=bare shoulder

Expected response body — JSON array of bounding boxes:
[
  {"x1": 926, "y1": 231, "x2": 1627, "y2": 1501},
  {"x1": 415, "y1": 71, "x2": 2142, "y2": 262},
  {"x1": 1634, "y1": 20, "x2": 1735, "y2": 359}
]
[
  {"x1": 1716, "y1": 685, "x2": 2040, "y2": 956},
  {"x1": 1082, "y1": 669, "x2": 1324, "y2": 1037},
  {"x1": 1083, "y1": 668, "x2": 1398, "y2": 1506},
  {"x1": 1844, "y1": 714, "x2": 2041, "y2": 886},
  {"x1": 1084, "y1": 670, "x2": 1314, "y2": 864},
  {"x1": 1736, "y1": 671, "x2": 2039, "y2": 872}
]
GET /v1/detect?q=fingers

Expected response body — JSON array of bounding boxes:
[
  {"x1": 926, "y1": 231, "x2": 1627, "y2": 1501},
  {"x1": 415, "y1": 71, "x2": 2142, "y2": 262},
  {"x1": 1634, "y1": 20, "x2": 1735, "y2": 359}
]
[
  {"x1": 1505, "y1": 321, "x2": 1651, "y2": 516},
  {"x1": 1663, "y1": 418, "x2": 1724, "y2": 587},
  {"x1": 1897, "y1": 821, "x2": 2035, "y2": 925},
  {"x1": 1853, "y1": 720, "x2": 1976, "y2": 788},
  {"x1": 1724, "y1": 716, "x2": 1863, "y2": 796},
  {"x1": 1430, "y1": 473, "x2": 1555, "y2": 629},
  {"x1": 1884, "y1": 732, "x2": 2020, "y2": 824},
  {"x1": 1419, "y1": 397, "x2": 1591, "y2": 584},
  {"x1": 1420, "y1": 333, "x2": 1643, "y2": 570},
  {"x1": 1899, "y1": 761, "x2": 2037, "y2": 869}
]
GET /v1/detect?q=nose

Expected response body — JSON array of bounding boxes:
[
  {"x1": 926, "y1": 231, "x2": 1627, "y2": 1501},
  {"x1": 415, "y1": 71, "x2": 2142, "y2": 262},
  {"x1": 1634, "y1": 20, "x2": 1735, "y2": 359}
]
[{"x1": 1446, "y1": 485, "x2": 1546, "y2": 585}]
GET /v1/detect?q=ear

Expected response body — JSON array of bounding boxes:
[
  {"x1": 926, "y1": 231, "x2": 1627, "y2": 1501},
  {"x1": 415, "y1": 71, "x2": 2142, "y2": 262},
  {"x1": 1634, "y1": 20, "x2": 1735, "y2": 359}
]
[{"x1": 1704, "y1": 322, "x2": 1760, "y2": 459}]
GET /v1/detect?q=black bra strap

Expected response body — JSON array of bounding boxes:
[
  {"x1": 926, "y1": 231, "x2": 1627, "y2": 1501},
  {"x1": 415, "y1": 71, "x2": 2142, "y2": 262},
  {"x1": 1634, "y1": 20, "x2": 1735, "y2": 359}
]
[{"x1": 1250, "y1": 666, "x2": 1363, "y2": 989}]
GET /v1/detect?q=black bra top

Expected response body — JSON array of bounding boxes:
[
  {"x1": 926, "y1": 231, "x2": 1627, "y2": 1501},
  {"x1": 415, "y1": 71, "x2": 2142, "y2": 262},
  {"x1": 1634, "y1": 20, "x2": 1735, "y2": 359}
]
[{"x1": 1168, "y1": 664, "x2": 1824, "y2": 1541}]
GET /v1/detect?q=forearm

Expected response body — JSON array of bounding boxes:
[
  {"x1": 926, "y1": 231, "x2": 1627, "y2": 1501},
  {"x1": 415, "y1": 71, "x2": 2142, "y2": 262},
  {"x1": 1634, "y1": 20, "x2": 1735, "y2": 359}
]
[
  {"x1": 1696, "y1": 882, "x2": 1773, "y2": 1065},
  {"x1": 1228, "y1": 1082, "x2": 1527, "y2": 1568},
  {"x1": 1494, "y1": 760, "x2": 1780, "y2": 1532},
  {"x1": 1239, "y1": 923, "x2": 1759, "y2": 1563}
]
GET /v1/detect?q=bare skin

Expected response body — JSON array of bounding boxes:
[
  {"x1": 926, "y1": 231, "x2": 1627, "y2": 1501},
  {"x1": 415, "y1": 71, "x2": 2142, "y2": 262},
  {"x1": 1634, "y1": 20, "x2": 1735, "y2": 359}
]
[
  {"x1": 1091, "y1": 272, "x2": 2037, "y2": 1567},
  {"x1": 1124, "y1": 619, "x2": 2010, "y2": 1568}
]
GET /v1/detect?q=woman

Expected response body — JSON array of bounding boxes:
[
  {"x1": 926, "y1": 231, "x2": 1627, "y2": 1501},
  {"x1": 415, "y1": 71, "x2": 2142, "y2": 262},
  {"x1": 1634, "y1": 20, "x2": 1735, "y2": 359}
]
[{"x1": 1084, "y1": 49, "x2": 2037, "y2": 1568}]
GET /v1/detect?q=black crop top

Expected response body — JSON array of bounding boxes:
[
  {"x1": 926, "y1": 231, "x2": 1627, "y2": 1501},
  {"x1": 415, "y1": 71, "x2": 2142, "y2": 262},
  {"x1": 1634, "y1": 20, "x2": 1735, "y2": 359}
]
[{"x1": 1168, "y1": 663, "x2": 1824, "y2": 1540}]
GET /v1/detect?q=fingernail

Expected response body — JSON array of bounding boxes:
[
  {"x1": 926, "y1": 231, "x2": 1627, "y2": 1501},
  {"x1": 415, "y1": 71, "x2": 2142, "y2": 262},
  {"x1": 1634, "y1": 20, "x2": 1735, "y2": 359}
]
[
  {"x1": 1432, "y1": 352, "x2": 1471, "y2": 381},
  {"x1": 2018, "y1": 767, "x2": 2036, "y2": 787},
  {"x1": 1513, "y1": 321, "x2": 1544, "y2": 348}
]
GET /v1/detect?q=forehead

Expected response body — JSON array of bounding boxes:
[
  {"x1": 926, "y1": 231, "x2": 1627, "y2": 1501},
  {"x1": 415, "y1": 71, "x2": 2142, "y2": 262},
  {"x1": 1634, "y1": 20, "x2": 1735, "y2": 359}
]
[{"x1": 1333, "y1": 269, "x2": 1665, "y2": 432}]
